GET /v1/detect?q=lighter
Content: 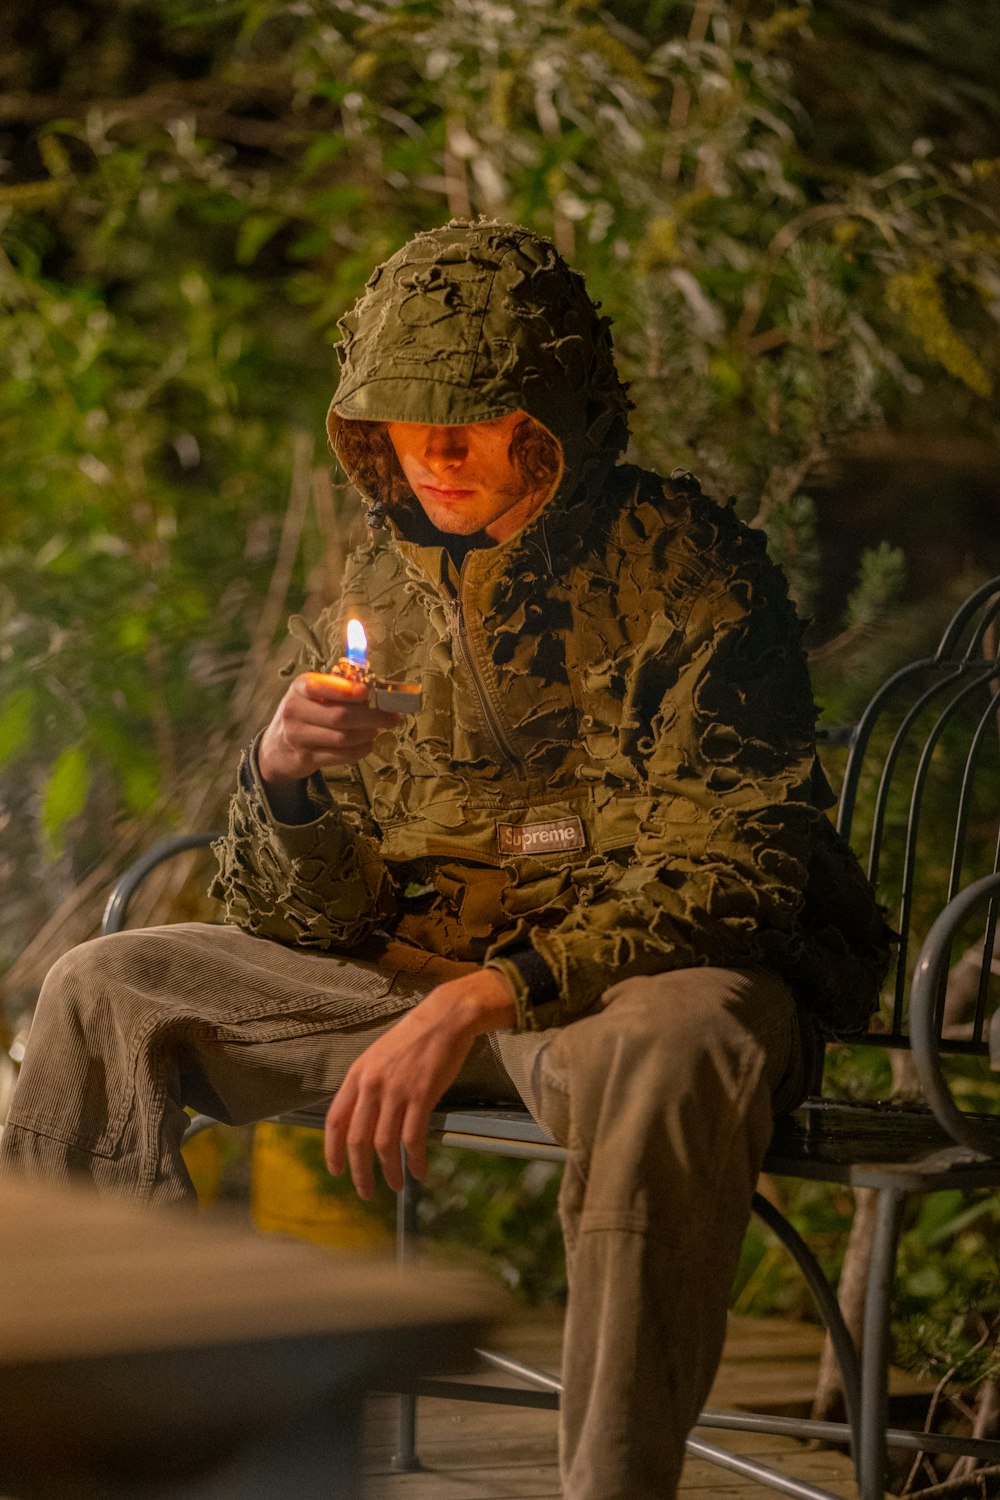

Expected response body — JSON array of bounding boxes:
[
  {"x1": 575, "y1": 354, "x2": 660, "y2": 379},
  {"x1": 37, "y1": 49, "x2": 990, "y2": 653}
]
[{"x1": 334, "y1": 618, "x2": 423, "y2": 714}]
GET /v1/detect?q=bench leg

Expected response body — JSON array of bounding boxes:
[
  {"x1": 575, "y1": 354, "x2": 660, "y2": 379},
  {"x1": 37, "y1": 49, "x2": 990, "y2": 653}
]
[
  {"x1": 752, "y1": 1190, "x2": 862, "y2": 1454},
  {"x1": 392, "y1": 1162, "x2": 422, "y2": 1472},
  {"x1": 858, "y1": 1187, "x2": 906, "y2": 1500}
]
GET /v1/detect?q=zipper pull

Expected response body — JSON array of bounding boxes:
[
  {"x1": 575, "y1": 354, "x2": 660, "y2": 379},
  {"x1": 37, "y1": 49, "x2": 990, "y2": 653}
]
[{"x1": 447, "y1": 597, "x2": 464, "y2": 638}]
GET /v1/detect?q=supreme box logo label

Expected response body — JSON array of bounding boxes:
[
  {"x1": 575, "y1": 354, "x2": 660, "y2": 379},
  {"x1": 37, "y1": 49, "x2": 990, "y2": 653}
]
[{"x1": 497, "y1": 817, "x2": 586, "y2": 856}]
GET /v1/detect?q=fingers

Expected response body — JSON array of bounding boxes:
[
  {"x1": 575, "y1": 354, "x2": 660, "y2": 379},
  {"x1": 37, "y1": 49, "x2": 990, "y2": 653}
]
[
  {"x1": 326, "y1": 1082, "x2": 379, "y2": 1201},
  {"x1": 324, "y1": 1075, "x2": 356, "y2": 1180},
  {"x1": 296, "y1": 674, "x2": 400, "y2": 732},
  {"x1": 301, "y1": 671, "x2": 368, "y2": 703},
  {"x1": 343, "y1": 1081, "x2": 406, "y2": 1199},
  {"x1": 373, "y1": 1097, "x2": 408, "y2": 1194},
  {"x1": 345, "y1": 1092, "x2": 380, "y2": 1201},
  {"x1": 262, "y1": 674, "x2": 400, "y2": 781},
  {"x1": 285, "y1": 726, "x2": 386, "y2": 762},
  {"x1": 325, "y1": 1071, "x2": 408, "y2": 1199},
  {"x1": 323, "y1": 999, "x2": 480, "y2": 1201},
  {"x1": 400, "y1": 1101, "x2": 431, "y2": 1183},
  {"x1": 290, "y1": 677, "x2": 400, "y2": 762},
  {"x1": 324, "y1": 1072, "x2": 427, "y2": 1199}
]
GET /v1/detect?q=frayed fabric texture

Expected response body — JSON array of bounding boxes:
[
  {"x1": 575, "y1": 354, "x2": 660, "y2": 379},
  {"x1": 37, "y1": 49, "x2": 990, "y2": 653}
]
[
  {"x1": 326, "y1": 218, "x2": 631, "y2": 503},
  {"x1": 213, "y1": 463, "x2": 891, "y2": 1037},
  {"x1": 213, "y1": 221, "x2": 893, "y2": 1036}
]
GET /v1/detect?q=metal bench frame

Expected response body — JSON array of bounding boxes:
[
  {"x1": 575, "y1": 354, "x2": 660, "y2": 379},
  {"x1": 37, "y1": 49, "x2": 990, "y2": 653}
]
[{"x1": 104, "y1": 576, "x2": 1000, "y2": 1500}]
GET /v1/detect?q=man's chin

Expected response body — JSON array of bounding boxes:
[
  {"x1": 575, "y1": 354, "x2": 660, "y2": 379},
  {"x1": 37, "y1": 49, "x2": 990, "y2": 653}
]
[{"x1": 420, "y1": 506, "x2": 485, "y2": 536}]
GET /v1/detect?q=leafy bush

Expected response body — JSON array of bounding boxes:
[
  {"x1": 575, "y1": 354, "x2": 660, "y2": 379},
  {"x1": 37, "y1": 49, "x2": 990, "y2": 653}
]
[{"x1": 2, "y1": 6, "x2": 1000, "y2": 1468}]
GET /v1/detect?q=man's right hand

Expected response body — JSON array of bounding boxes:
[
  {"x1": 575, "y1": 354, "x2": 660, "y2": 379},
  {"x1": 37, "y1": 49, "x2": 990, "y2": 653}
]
[{"x1": 258, "y1": 673, "x2": 400, "y2": 790}]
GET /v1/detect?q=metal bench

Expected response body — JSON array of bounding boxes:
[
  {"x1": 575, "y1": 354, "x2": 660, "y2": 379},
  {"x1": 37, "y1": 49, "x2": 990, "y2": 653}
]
[{"x1": 103, "y1": 574, "x2": 1000, "y2": 1500}]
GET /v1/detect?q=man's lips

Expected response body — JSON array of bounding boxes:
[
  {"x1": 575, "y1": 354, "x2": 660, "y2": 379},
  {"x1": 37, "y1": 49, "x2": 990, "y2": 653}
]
[{"x1": 421, "y1": 483, "x2": 476, "y2": 501}]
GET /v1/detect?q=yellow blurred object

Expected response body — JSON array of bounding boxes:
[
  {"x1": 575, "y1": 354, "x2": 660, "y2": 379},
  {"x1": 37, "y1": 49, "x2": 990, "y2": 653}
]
[
  {"x1": 181, "y1": 1123, "x2": 223, "y2": 1207},
  {"x1": 251, "y1": 1123, "x2": 392, "y2": 1251}
]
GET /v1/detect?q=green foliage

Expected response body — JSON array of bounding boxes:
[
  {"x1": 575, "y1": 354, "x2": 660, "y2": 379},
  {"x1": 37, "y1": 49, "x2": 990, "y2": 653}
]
[
  {"x1": 41, "y1": 744, "x2": 93, "y2": 855},
  {"x1": 733, "y1": 1177, "x2": 1000, "y2": 1392},
  {"x1": 2, "y1": 1, "x2": 997, "y2": 953},
  {"x1": 845, "y1": 542, "x2": 908, "y2": 632},
  {"x1": 0, "y1": 690, "x2": 35, "y2": 772},
  {"x1": 2, "y1": 4, "x2": 1000, "y2": 1444},
  {"x1": 281, "y1": 1126, "x2": 566, "y2": 1302},
  {"x1": 887, "y1": 262, "x2": 993, "y2": 399},
  {"x1": 418, "y1": 1150, "x2": 567, "y2": 1303},
  {"x1": 760, "y1": 493, "x2": 822, "y2": 615},
  {"x1": 894, "y1": 1190, "x2": 1000, "y2": 1391}
]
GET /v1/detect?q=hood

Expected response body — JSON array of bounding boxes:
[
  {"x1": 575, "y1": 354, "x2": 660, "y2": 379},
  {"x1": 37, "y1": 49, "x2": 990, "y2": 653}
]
[{"x1": 326, "y1": 219, "x2": 631, "y2": 529}]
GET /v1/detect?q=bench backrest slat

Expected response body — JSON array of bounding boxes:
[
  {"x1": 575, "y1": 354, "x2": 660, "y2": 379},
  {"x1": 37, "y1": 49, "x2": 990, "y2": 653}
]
[{"x1": 834, "y1": 578, "x2": 1000, "y2": 1056}]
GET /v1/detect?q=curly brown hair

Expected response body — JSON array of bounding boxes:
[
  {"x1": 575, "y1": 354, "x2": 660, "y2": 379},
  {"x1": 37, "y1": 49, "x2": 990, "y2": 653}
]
[{"x1": 332, "y1": 413, "x2": 563, "y2": 524}]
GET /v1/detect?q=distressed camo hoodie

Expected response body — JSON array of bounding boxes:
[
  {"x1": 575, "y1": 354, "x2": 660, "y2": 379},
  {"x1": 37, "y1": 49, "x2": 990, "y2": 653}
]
[{"x1": 212, "y1": 220, "x2": 892, "y2": 1035}]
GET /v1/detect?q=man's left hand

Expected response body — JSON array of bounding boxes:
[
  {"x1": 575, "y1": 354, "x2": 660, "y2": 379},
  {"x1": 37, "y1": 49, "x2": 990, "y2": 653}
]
[{"x1": 324, "y1": 968, "x2": 517, "y2": 1198}]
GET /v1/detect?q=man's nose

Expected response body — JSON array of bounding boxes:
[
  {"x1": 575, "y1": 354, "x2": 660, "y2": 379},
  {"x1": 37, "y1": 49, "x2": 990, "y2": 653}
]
[{"x1": 422, "y1": 426, "x2": 468, "y2": 469}]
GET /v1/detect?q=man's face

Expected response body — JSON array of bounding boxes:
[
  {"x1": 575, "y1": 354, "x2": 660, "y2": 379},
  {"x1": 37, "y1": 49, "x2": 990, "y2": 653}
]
[{"x1": 386, "y1": 410, "x2": 553, "y2": 543}]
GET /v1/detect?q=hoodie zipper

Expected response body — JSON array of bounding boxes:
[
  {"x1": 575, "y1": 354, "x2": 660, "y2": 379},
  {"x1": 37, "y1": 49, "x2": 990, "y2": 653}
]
[{"x1": 449, "y1": 566, "x2": 527, "y2": 781}]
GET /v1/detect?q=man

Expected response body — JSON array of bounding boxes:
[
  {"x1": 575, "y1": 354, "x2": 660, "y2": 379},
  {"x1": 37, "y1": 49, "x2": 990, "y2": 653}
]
[{"x1": 1, "y1": 220, "x2": 891, "y2": 1498}]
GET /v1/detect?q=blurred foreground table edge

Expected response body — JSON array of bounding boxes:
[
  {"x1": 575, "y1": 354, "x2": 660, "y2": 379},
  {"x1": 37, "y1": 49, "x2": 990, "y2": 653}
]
[{"x1": 0, "y1": 1177, "x2": 501, "y2": 1499}]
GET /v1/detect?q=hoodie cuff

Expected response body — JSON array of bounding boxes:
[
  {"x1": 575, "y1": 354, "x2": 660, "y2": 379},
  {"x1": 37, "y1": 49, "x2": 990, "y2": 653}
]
[
  {"x1": 485, "y1": 946, "x2": 561, "y2": 1033},
  {"x1": 245, "y1": 735, "x2": 335, "y2": 830}
]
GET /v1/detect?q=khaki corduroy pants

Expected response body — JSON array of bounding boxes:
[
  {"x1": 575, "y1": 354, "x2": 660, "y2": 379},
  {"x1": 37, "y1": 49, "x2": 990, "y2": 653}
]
[{"x1": 0, "y1": 922, "x2": 809, "y2": 1500}]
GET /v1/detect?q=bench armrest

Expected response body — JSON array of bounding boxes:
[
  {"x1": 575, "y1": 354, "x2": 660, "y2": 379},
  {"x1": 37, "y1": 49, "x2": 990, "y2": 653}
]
[
  {"x1": 909, "y1": 871, "x2": 1000, "y2": 1158},
  {"x1": 101, "y1": 832, "x2": 223, "y2": 936}
]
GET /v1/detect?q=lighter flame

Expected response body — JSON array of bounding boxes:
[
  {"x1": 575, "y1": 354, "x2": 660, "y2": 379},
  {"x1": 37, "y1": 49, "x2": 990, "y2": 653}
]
[{"x1": 346, "y1": 618, "x2": 368, "y2": 668}]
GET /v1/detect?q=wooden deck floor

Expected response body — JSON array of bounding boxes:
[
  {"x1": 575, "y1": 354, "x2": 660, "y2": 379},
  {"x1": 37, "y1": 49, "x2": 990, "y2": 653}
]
[{"x1": 363, "y1": 1311, "x2": 920, "y2": 1499}]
